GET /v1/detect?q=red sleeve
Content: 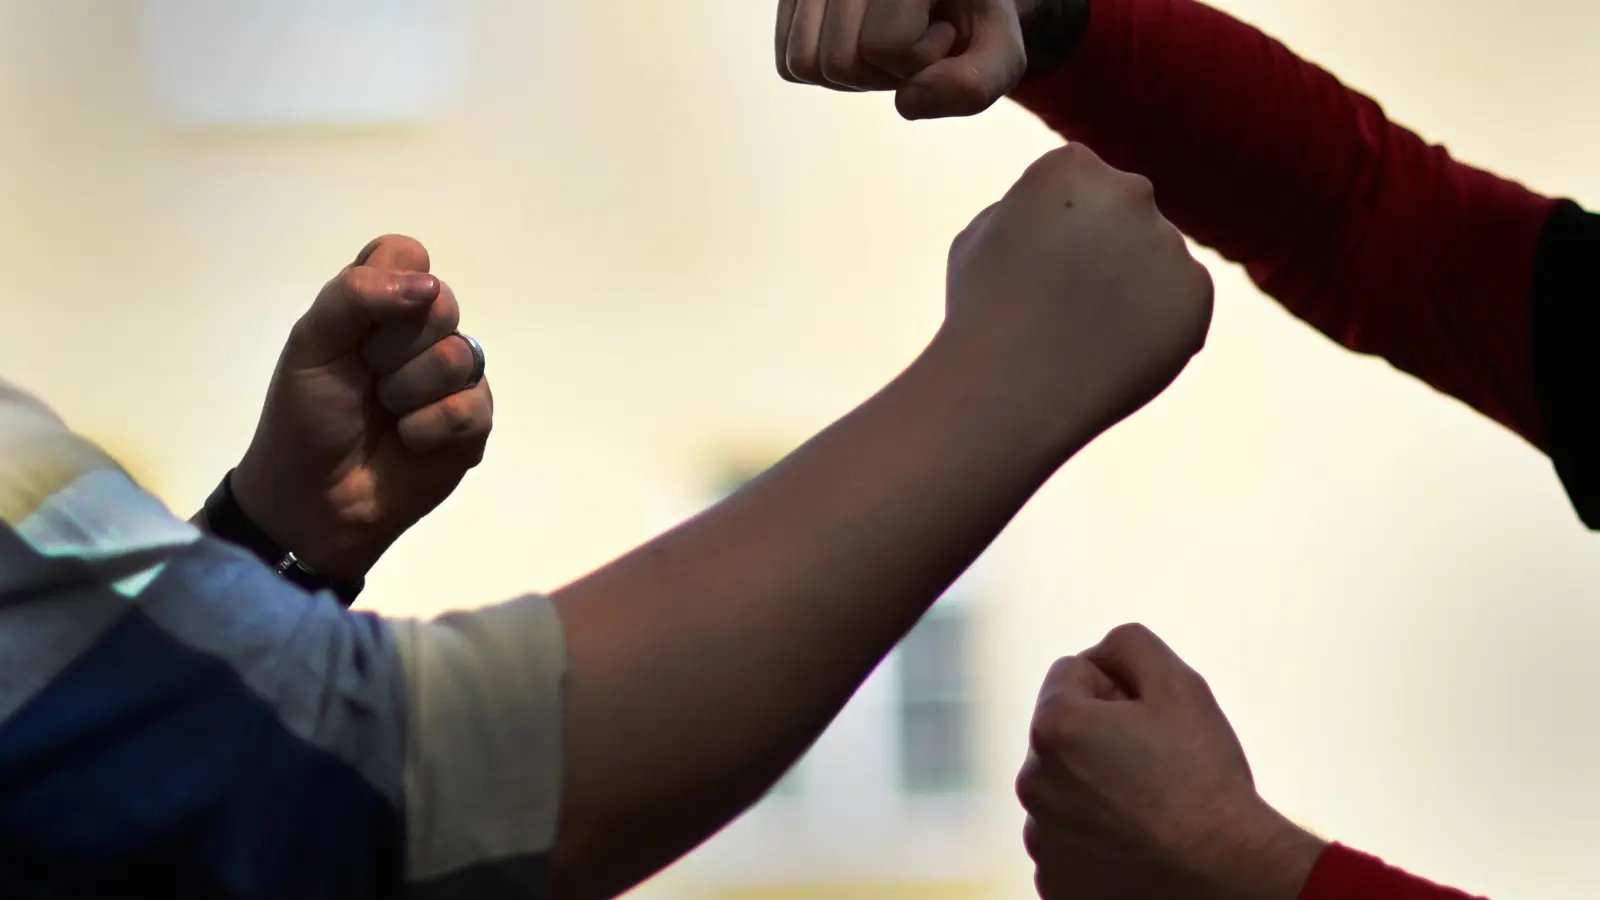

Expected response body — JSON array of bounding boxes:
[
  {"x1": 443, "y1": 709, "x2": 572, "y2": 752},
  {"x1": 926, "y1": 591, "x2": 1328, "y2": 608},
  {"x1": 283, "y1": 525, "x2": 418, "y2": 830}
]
[
  {"x1": 1303, "y1": 844, "x2": 1488, "y2": 900},
  {"x1": 1010, "y1": 0, "x2": 1559, "y2": 449}
]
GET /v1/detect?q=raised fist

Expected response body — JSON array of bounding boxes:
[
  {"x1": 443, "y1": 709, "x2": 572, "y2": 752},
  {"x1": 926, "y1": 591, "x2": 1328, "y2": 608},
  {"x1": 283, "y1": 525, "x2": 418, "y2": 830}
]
[{"x1": 940, "y1": 144, "x2": 1213, "y2": 445}]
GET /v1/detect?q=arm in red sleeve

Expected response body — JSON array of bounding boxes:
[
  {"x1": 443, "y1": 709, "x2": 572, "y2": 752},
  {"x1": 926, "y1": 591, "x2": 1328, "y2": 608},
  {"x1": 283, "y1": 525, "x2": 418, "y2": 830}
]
[
  {"x1": 1302, "y1": 844, "x2": 1489, "y2": 900},
  {"x1": 1010, "y1": 0, "x2": 1559, "y2": 449}
]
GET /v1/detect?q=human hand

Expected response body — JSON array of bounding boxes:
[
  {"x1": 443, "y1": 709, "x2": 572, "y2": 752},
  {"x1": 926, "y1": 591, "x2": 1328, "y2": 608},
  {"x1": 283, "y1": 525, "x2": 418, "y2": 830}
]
[
  {"x1": 774, "y1": 0, "x2": 1034, "y2": 119},
  {"x1": 230, "y1": 235, "x2": 493, "y2": 580},
  {"x1": 935, "y1": 144, "x2": 1212, "y2": 453},
  {"x1": 1017, "y1": 624, "x2": 1328, "y2": 900}
]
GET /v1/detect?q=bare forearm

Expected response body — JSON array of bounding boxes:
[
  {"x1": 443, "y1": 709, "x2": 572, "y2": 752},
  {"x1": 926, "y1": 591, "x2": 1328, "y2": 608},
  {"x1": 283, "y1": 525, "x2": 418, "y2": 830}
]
[{"x1": 548, "y1": 333, "x2": 1090, "y2": 898}]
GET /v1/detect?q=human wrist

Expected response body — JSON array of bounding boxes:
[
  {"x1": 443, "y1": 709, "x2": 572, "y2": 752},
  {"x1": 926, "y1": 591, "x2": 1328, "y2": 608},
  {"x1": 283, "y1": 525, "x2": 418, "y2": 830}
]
[
  {"x1": 228, "y1": 457, "x2": 383, "y2": 583},
  {"x1": 916, "y1": 327, "x2": 1097, "y2": 468},
  {"x1": 1199, "y1": 803, "x2": 1329, "y2": 900},
  {"x1": 1020, "y1": 0, "x2": 1091, "y2": 81}
]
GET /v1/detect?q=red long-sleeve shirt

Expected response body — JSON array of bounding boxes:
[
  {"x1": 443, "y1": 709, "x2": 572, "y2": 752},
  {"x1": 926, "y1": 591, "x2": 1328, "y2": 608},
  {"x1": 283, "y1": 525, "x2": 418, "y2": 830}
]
[
  {"x1": 1307, "y1": 845, "x2": 1486, "y2": 900},
  {"x1": 1011, "y1": 0, "x2": 1600, "y2": 895},
  {"x1": 1012, "y1": 0, "x2": 1600, "y2": 528}
]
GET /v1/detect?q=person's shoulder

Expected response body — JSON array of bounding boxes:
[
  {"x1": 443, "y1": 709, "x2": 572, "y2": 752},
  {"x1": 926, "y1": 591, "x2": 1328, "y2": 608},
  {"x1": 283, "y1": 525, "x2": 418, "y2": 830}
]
[
  {"x1": 0, "y1": 379, "x2": 200, "y2": 597},
  {"x1": 0, "y1": 377, "x2": 67, "y2": 429}
]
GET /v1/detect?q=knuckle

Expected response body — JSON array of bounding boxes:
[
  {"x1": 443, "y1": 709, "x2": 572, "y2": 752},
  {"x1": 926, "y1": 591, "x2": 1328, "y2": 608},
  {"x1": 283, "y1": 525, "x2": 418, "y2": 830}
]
[
  {"x1": 432, "y1": 392, "x2": 479, "y2": 437},
  {"x1": 948, "y1": 214, "x2": 991, "y2": 263},
  {"x1": 1122, "y1": 172, "x2": 1156, "y2": 204},
  {"x1": 439, "y1": 335, "x2": 477, "y2": 383},
  {"x1": 1056, "y1": 141, "x2": 1102, "y2": 171},
  {"x1": 1021, "y1": 816, "x2": 1046, "y2": 860},
  {"x1": 948, "y1": 228, "x2": 974, "y2": 262},
  {"x1": 1022, "y1": 142, "x2": 1104, "y2": 193},
  {"x1": 1014, "y1": 769, "x2": 1036, "y2": 804},
  {"x1": 1105, "y1": 622, "x2": 1158, "y2": 651},
  {"x1": 1041, "y1": 654, "x2": 1080, "y2": 687},
  {"x1": 817, "y1": 51, "x2": 857, "y2": 84},
  {"x1": 786, "y1": 48, "x2": 822, "y2": 84},
  {"x1": 286, "y1": 315, "x2": 320, "y2": 351},
  {"x1": 1028, "y1": 713, "x2": 1078, "y2": 756}
]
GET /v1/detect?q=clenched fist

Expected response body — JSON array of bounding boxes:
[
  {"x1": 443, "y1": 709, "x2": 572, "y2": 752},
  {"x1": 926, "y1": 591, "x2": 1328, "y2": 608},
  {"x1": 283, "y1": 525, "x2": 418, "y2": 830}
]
[
  {"x1": 229, "y1": 236, "x2": 492, "y2": 582},
  {"x1": 1018, "y1": 625, "x2": 1328, "y2": 900},
  {"x1": 938, "y1": 144, "x2": 1212, "y2": 447},
  {"x1": 775, "y1": 0, "x2": 1070, "y2": 119}
]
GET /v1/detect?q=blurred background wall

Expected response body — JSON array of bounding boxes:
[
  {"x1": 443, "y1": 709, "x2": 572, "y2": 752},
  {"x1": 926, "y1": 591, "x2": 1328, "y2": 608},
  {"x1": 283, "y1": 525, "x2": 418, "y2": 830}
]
[{"x1": 2, "y1": 1, "x2": 1598, "y2": 897}]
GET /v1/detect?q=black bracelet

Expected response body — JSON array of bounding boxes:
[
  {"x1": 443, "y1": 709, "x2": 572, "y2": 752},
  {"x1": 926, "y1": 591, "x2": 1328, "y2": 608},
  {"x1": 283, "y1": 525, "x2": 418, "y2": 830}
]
[
  {"x1": 1022, "y1": 0, "x2": 1091, "y2": 82},
  {"x1": 202, "y1": 469, "x2": 364, "y2": 607}
]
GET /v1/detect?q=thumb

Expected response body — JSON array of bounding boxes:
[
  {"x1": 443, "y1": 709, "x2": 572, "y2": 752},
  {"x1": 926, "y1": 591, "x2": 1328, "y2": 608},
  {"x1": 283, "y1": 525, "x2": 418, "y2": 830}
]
[
  {"x1": 356, "y1": 233, "x2": 432, "y2": 273},
  {"x1": 895, "y1": 6, "x2": 1024, "y2": 119},
  {"x1": 287, "y1": 266, "x2": 439, "y2": 369}
]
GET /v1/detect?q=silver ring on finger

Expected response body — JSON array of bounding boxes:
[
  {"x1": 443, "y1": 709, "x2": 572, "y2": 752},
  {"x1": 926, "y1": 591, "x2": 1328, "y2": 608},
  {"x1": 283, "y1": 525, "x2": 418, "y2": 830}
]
[{"x1": 456, "y1": 332, "x2": 486, "y2": 388}]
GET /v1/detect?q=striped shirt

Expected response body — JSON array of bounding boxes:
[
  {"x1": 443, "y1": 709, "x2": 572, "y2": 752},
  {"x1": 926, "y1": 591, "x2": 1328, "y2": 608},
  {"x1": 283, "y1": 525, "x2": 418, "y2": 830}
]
[{"x1": 0, "y1": 379, "x2": 566, "y2": 899}]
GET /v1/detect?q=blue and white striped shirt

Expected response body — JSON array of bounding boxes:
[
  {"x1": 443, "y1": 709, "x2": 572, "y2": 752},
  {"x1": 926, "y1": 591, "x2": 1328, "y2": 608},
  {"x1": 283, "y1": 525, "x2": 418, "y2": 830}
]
[{"x1": 0, "y1": 380, "x2": 566, "y2": 899}]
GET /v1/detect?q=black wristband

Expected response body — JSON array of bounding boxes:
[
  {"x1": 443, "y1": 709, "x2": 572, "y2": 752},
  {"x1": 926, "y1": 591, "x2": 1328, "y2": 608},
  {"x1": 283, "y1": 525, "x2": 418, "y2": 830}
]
[
  {"x1": 1022, "y1": 0, "x2": 1091, "y2": 82},
  {"x1": 202, "y1": 469, "x2": 365, "y2": 607}
]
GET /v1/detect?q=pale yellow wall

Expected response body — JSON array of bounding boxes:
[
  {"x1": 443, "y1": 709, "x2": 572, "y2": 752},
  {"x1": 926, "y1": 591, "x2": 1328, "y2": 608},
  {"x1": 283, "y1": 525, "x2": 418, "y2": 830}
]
[{"x1": 3, "y1": 1, "x2": 1599, "y2": 898}]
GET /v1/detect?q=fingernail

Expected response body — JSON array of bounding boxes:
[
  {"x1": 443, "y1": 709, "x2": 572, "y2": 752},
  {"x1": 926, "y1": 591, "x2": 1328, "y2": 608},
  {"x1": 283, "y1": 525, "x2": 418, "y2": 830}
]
[{"x1": 400, "y1": 273, "x2": 438, "y2": 301}]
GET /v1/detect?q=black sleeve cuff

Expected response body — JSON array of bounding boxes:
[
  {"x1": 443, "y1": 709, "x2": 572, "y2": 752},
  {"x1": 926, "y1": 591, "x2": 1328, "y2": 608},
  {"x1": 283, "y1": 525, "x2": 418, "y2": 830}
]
[
  {"x1": 1021, "y1": 0, "x2": 1091, "y2": 81},
  {"x1": 202, "y1": 470, "x2": 365, "y2": 607},
  {"x1": 1530, "y1": 200, "x2": 1600, "y2": 529}
]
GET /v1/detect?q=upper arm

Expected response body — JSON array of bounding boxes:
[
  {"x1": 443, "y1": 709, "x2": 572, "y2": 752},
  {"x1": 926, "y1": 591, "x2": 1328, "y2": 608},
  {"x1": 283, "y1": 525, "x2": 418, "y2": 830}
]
[
  {"x1": 1531, "y1": 202, "x2": 1600, "y2": 528},
  {"x1": 390, "y1": 594, "x2": 567, "y2": 900}
]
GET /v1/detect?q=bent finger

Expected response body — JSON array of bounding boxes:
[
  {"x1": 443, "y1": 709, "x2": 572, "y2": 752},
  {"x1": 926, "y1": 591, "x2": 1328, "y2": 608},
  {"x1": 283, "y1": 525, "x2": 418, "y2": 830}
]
[
  {"x1": 360, "y1": 280, "x2": 462, "y2": 375},
  {"x1": 896, "y1": 12, "x2": 1024, "y2": 119},
  {"x1": 397, "y1": 381, "x2": 494, "y2": 455},
  {"x1": 860, "y1": 0, "x2": 951, "y2": 78},
  {"x1": 375, "y1": 333, "x2": 481, "y2": 414}
]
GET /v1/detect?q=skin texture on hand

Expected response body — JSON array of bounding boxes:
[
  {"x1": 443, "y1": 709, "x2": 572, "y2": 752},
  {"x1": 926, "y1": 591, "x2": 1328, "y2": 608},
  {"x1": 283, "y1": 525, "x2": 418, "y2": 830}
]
[
  {"x1": 775, "y1": 0, "x2": 1028, "y2": 119},
  {"x1": 1019, "y1": 624, "x2": 1329, "y2": 900},
  {"x1": 942, "y1": 144, "x2": 1212, "y2": 438},
  {"x1": 200, "y1": 236, "x2": 493, "y2": 580},
  {"x1": 543, "y1": 146, "x2": 1214, "y2": 899}
]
